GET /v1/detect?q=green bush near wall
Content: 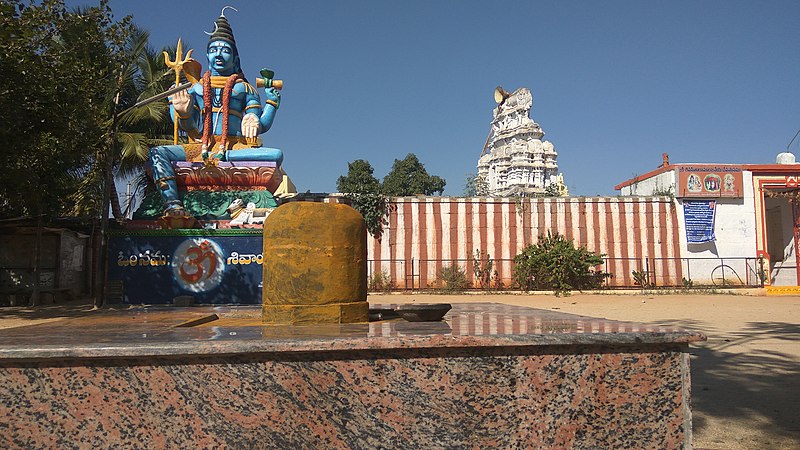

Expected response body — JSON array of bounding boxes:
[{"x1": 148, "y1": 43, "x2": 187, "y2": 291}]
[{"x1": 513, "y1": 232, "x2": 608, "y2": 296}]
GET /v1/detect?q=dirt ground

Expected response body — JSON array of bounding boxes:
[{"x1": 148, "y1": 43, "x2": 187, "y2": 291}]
[{"x1": 1, "y1": 292, "x2": 798, "y2": 449}]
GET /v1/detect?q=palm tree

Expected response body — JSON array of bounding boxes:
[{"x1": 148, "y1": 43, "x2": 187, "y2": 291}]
[
  {"x1": 113, "y1": 30, "x2": 178, "y2": 219},
  {"x1": 70, "y1": 26, "x2": 176, "y2": 220}
]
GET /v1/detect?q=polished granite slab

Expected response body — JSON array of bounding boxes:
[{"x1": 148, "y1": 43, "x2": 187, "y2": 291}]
[
  {"x1": 0, "y1": 303, "x2": 704, "y2": 448},
  {"x1": 0, "y1": 302, "x2": 704, "y2": 360}
]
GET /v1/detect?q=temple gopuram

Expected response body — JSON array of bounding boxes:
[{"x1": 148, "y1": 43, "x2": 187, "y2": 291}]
[{"x1": 477, "y1": 87, "x2": 567, "y2": 197}]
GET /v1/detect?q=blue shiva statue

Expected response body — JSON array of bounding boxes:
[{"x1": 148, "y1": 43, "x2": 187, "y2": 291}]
[{"x1": 149, "y1": 10, "x2": 283, "y2": 219}]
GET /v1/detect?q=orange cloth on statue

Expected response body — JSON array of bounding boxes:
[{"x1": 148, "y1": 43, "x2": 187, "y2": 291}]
[{"x1": 182, "y1": 135, "x2": 263, "y2": 162}]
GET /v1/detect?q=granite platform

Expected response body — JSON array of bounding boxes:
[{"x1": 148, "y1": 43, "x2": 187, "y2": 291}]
[{"x1": 0, "y1": 302, "x2": 704, "y2": 449}]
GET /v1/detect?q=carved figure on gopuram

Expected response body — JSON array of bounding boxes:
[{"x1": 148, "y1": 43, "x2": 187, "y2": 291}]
[{"x1": 138, "y1": 7, "x2": 293, "y2": 229}]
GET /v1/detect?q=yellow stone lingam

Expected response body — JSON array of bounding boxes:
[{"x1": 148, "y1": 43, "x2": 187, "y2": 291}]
[{"x1": 261, "y1": 202, "x2": 368, "y2": 324}]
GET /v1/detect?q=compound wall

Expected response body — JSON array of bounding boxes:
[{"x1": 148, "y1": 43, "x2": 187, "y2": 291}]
[{"x1": 365, "y1": 196, "x2": 683, "y2": 288}]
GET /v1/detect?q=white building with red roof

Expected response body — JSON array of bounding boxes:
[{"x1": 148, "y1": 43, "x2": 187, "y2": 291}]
[{"x1": 615, "y1": 152, "x2": 800, "y2": 290}]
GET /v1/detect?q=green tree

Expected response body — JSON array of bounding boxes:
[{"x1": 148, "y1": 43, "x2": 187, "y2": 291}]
[
  {"x1": 337, "y1": 159, "x2": 388, "y2": 238},
  {"x1": 336, "y1": 159, "x2": 381, "y2": 194},
  {"x1": 463, "y1": 173, "x2": 488, "y2": 197},
  {"x1": 382, "y1": 153, "x2": 446, "y2": 196},
  {"x1": 68, "y1": 25, "x2": 175, "y2": 219},
  {"x1": 512, "y1": 232, "x2": 607, "y2": 296},
  {"x1": 0, "y1": 0, "x2": 133, "y2": 219},
  {"x1": 542, "y1": 183, "x2": 560, "y2": 197},
  {"x1": 102, "y1": 28, "x2": 175, "y2": 219}
]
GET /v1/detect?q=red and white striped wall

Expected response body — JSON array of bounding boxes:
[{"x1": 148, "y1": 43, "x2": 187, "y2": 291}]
[{"x1": 363, "y1": 197, "x2": 683, "y2": 289}]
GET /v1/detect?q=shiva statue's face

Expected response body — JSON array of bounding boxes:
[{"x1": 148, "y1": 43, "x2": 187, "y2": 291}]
[{"x1": 207, "y1": 41, "x2": 238, "y2": 75}]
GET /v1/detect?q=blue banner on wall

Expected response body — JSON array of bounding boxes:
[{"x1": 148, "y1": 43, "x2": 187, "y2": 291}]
[
  {"x1": 683, "y1": 200, "x2": 716, "y2": 244},
  {"x1": 107, "y1": 231, "x2": 263, "y2": 304}
]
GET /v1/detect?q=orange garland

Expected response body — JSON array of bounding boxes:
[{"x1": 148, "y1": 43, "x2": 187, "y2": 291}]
[{"x1": 201, "y1": 71, "x2": 240, "y2": 154}]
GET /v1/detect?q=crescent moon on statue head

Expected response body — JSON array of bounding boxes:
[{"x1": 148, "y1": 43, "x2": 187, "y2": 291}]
[
  {"x1": 220, "y1": 6, "x2": 239, "y2": 17},
  {"x1": 204, "y1": 22, "x2": 219, "y2": 36}
]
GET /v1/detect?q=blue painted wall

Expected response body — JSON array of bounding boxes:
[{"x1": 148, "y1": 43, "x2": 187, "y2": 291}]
[{"x1": 107, "y1": 231, "x2": 263, "y2": 304}]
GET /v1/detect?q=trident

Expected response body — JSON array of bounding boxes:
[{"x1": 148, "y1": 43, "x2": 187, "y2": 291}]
[{"x1": 164, "y1": 39, "x2": 193, "y2": 145}]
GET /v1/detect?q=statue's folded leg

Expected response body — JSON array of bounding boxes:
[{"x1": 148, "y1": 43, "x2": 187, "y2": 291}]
[
  {"x1": 225, "y1": 147, "x2": 284, "y2": 165},
  {"x1": 149, "y1": 145, "x2": 188, "y2": 212}
]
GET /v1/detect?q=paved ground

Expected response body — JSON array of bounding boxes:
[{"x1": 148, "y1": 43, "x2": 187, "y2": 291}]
[{"x1": 1, "y1": 292, "x2": 798, "y2": 449}]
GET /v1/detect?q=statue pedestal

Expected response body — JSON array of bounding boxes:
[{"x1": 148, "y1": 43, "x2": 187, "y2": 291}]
[
  {"x1": 115, "y1": 163, "x2": 288, "y2": 302},
  {"x1": 173, "y1": 161, "x2": 282, "y2": 192},
  {"x1": 131, "y1": 162, "x2": 282, "y2": 229},
  {"x1": 107, "y1": 229, "x2": 264, "y2": 304}
]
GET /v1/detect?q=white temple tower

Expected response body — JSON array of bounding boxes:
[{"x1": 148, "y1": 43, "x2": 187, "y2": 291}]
[{"x1": 477, "y1": 87, "x2": 565, "y2": 196}]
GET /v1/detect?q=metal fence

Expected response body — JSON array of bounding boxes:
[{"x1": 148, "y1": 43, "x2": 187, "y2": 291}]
[{"x1": 367, "y1": 256, "x2": 766, "y2": 291}]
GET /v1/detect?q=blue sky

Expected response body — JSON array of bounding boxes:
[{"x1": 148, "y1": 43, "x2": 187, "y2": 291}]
[{"x1": 82, "y1": 0, "x2": 799, "y2": 195}]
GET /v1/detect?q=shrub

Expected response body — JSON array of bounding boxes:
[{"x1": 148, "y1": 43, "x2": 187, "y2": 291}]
[
  {"x1": 472, "y1": 249, "x2": 499, "y2": 290},
  {"x1": 436, "y1": 264, "x2": 469, "y2": 293},
  {"x1": 512, "y1": 232, "x2": 607, "y2": 296},
  {"x1": 632, "y1": 270, "x2": 654, "y2": 290},
  {"x1": 368, "y1": 270, "x2": 392, "y2": 292}
]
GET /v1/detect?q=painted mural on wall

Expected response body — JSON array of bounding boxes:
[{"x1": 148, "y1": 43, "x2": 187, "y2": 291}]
[
  {"x1": 107, "y1": 232, "x2": 263, "y2": 304},
  {"x1": 677, "y1": 165, "x2": 742, "y2": 198}
]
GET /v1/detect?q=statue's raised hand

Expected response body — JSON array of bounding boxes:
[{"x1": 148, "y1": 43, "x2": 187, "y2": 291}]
[
  {"x1": 264, "y1": 87, "x2": 281, "y2": 109},
  {"x1": 171, "y1": 88, "x2": 193, "y2": 118},
  {"x1": 241, "y1": 113, "x2": 259, "y2": 138}
]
